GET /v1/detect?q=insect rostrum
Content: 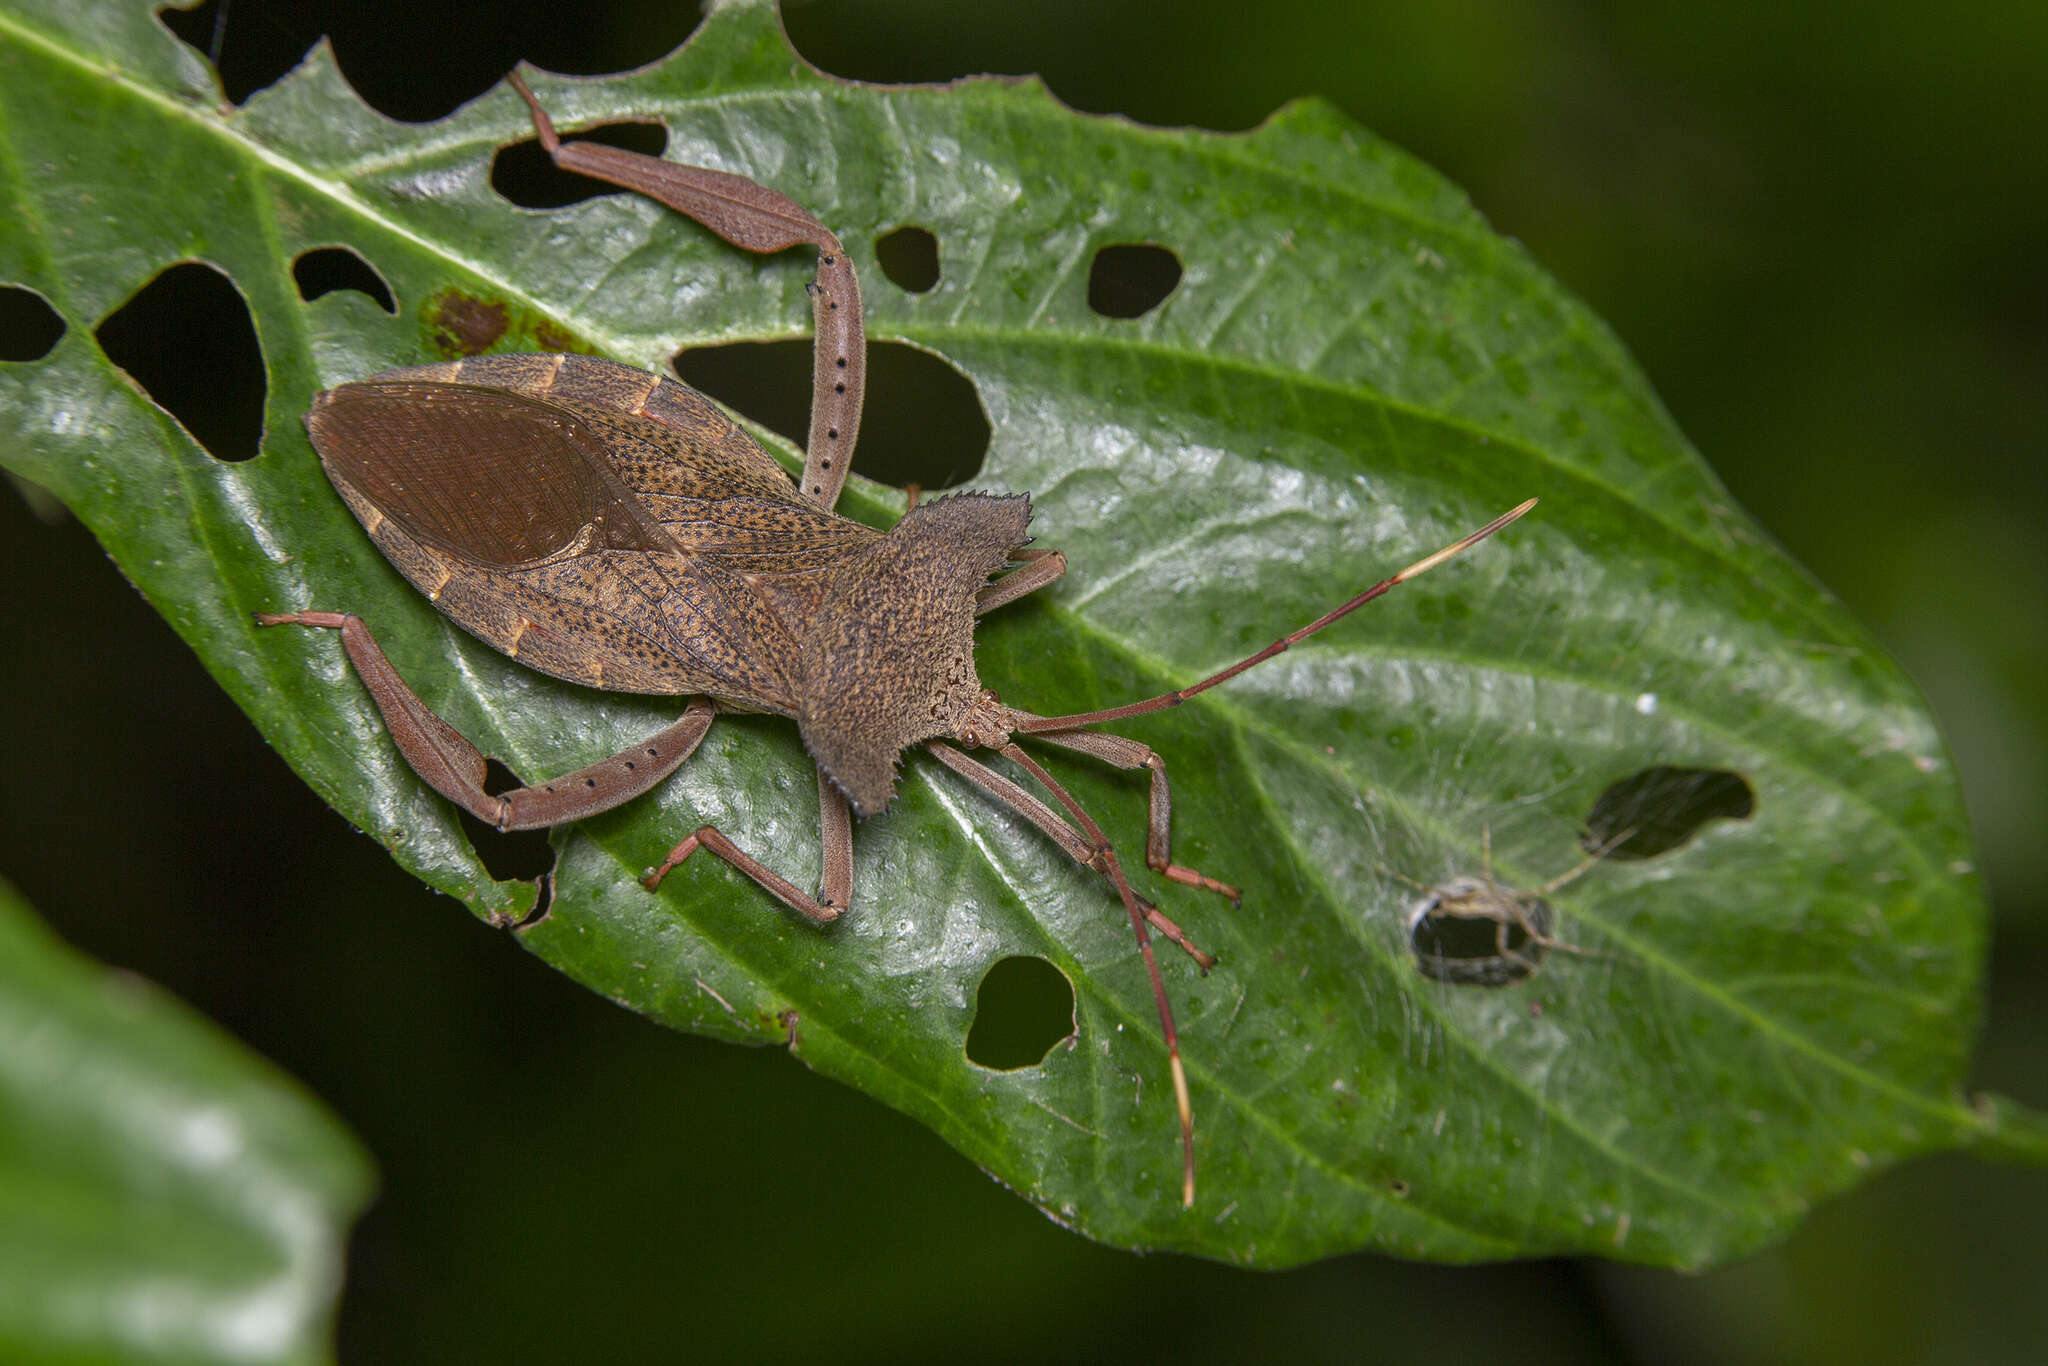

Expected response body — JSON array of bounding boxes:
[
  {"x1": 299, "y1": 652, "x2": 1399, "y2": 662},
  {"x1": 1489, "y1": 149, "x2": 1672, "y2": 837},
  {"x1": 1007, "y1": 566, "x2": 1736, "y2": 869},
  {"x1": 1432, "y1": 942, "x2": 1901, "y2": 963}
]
[{"x1": 259, "y1": 71, "x2": 1534, "y2": 1208}]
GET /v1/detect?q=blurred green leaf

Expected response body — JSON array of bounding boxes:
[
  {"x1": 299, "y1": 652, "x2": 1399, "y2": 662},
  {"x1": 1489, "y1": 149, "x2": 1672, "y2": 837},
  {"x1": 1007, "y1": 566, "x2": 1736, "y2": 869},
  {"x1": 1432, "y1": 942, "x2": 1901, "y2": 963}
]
[
  {"x1": 1, "y1": 0, "x2": 2033, "y2": 1267},
  {"x1": 0, "y1": 877, "x2": 371, "y2": 1364}
]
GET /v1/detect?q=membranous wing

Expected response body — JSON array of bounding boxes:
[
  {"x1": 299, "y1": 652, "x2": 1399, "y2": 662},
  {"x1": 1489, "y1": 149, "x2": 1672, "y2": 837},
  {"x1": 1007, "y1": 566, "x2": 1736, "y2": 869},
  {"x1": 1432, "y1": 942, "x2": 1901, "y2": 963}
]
[{"x1": 306, "y1": 355, "x2": 877, "y2": 712}]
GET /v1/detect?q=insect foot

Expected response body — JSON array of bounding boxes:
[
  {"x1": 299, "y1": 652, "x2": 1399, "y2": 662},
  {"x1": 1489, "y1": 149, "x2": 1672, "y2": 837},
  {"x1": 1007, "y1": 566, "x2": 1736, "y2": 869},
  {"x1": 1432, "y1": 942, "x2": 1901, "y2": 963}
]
[{"x1": 643, "y1": 827, "x2": 841, "y2": 922}]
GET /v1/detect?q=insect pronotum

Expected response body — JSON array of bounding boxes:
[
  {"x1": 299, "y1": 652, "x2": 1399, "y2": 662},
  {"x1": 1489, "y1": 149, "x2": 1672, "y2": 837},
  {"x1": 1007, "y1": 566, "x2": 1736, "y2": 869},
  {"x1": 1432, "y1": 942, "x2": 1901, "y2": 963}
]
[{"x1": 259, "y1": 71, "x2": 1536, "y2": 1207}]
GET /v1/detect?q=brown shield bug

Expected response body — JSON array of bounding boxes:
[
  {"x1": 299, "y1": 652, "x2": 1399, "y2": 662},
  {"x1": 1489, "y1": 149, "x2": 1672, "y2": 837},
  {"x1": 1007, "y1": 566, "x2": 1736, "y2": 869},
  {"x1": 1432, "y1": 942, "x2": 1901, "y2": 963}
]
[{"x1": 259, "y1": 72, "x2": 1535, "y2": 1206}]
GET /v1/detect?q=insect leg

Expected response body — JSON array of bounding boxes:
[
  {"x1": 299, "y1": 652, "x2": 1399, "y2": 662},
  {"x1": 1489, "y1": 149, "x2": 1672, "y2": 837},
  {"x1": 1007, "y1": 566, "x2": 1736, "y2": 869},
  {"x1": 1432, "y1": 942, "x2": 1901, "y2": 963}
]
[
  {"x1": 1537, "y1": 826, "x2": 1637, "y2": 895},
  {"x1": 509, "y1": 73, "x2": 864, "y2": 513},
  {"x1": 994, "y1": 743, "x2": 1197, "y2": 1208},
  {"x1": 258, "y1": 611, "x2": 718, "y2": 828},
  {"x1": 1007, "y1": 723, "x2": 1242, "y2": 905},
  {"x1": 923, "y1": 742, "x2": 1215, "y2": 970},
  {"x1": 642, "y1": 822, "x2": 843, "y2": 922},
  {"x1": 497, "y1": 701, "x2": 716, "y2": 828},
  {"x1": 975, "y1": 548, "x2": 1068, "y2": 616},
  {"x1": 817, "y1": 766, "x2": 853, "y2": 913},
  {"x1": 1501, "y1": 826, "x2": 1634, "y2": 962}
]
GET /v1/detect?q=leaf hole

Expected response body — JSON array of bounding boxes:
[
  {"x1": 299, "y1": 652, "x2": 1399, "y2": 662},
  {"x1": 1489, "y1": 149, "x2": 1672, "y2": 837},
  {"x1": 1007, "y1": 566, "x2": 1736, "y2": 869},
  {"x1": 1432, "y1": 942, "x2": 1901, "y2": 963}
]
[
  {"x1": 95, "y1": 262, "x2": 265, "y2": 463},
  {"x1": 163, "y1": 3, "x2": 698, "y2": 119},
  {"x1": 0, "y1": 286, "x2": 65, "y2": 361},
  {"x1": 456, "y1": 759, "x2": 557, "y2": 884},
  {"x1": 292, "y1": 247, "x2": 397, "y2": 314},
  {"x1": 1408, "y1": 878, "x2": 1555, "y2": 988},
  {"x1": 1088, "y1": 243, "x2": 1182, "y2": 318},
  {"x1": 494, "y1": 121, "x2": 670, "y2": 208},
  {"x1": 1582, "y1": 766, "x2": 1756, "y2": 859},
  {"x1": 672, "y1": 338, "x2": 989, "y2": 491},
  {"x1": 511, "y1": 873, "x2": 555, "y2": 930},
  {"x1": 875, "y1": 226, "x2": 940, "y2": 293},
  {"x1": 965, "y1": 955, "x2": 1076, "y2": 1071}
]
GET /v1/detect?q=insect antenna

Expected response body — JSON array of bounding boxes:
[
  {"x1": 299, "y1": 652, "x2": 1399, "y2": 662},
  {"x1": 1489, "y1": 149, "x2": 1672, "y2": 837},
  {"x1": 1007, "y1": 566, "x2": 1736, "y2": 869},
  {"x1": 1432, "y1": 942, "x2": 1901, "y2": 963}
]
[
  {"x1": 1014, "y1": 498, "x2": 1537, "y2": 735},
  {"x1": 996, "y1": 742, "x2": 1198, "y2": 1210}
]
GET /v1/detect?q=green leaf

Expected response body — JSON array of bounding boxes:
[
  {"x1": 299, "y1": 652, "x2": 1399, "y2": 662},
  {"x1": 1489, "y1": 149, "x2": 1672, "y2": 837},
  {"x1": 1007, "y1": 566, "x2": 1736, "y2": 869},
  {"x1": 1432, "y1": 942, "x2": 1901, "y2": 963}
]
[
  {"x1": 0, "y1": 877, "x2": 372, "y2": 1364},
  {"x1": 1, "y1": 0, "x2": 2031, "y2": 1267}
]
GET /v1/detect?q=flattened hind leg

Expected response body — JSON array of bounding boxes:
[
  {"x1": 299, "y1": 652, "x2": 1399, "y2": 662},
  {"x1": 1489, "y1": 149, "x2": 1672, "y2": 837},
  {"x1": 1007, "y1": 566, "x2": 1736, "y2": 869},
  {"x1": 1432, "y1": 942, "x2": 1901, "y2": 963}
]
[
  {"x1": 257, "y1": 611, "x2": 717, "y2": 829},
  {"x1": 509, "y1": 73, "x2": 864, "y2": 514}
]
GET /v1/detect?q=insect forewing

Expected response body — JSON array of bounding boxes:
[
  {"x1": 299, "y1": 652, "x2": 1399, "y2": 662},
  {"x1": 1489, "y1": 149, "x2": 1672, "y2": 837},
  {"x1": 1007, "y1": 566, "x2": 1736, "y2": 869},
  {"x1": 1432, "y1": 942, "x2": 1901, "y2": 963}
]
[
  {"x1": 303, "y1": 360, "x2": 884, "y2": 710},
  {"x1": 309, "y1": 380, "x2": 672, "y2": 567}
]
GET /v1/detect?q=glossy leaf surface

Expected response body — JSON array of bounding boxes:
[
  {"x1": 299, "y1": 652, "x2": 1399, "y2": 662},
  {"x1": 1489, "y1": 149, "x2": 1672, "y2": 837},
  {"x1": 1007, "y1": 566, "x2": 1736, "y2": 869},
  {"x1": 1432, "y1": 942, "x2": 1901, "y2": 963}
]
[
  {"x1": 1, "y1": 0, "x2": 2034, "y2": 1266},
  {"x1": 0, "y1": 879, "x2": 371, "y2": 1363}
]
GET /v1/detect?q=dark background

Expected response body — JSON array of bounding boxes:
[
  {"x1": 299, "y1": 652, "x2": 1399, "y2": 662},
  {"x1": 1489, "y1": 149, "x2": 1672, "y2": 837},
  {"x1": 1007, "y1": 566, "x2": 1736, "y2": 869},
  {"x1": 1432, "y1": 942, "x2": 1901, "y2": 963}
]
[{"x1": 6, "y1": 1, "x2": 2046, "y2": 1360}]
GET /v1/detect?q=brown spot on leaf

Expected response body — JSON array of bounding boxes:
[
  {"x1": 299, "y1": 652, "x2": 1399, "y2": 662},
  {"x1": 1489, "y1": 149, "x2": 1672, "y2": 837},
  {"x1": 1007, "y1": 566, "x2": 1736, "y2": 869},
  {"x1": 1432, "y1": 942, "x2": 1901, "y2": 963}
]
[
  {"x1": 426, "y1": 289, "x2": 508, "y2": 357},
  {"x1": 533, "y1": 320, "x2": 580, "y2": 353}
]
